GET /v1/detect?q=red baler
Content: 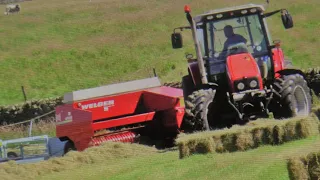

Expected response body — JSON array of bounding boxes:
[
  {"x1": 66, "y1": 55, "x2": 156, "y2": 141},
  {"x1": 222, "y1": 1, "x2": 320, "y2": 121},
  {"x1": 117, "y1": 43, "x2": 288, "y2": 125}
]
[{"x1": 55, "y1": 77, "x2": 185, "y2": 152}]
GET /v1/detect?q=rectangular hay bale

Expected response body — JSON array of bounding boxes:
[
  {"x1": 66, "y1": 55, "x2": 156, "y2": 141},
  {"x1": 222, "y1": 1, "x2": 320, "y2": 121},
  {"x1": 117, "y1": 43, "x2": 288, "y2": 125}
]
[{"x1": 287, "y1": 152, "x2": 320, "y2": 180}]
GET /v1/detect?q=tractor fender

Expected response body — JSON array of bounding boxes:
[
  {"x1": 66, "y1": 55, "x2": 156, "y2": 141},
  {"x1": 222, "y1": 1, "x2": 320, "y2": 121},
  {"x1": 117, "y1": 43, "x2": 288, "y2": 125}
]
[
  {"x1": 276, "y1": 69, "x2": 306, "y2": 79},
  {"x1": 188, "y1": 61, "x2": 201, "y2": 86}
]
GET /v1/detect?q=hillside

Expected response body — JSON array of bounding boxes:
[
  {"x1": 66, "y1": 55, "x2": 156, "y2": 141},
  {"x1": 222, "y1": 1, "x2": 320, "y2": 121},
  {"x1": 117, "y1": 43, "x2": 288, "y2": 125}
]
[{"x1": 0, "y1": 0, "x2": 319, "y2": 105}]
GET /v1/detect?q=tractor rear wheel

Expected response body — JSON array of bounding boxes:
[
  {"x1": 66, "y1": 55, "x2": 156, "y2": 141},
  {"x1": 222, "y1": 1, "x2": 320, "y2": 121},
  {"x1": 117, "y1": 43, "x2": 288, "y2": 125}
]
[
  {"x1": 182, "y1": 75, "x2": 195, "y2": 101},
  {"x1": 184, "y1": 88, "x2": 216, "y2": 131},
  {"x1": 272, "y1": 74, "x2": 311, "y2": 119}
]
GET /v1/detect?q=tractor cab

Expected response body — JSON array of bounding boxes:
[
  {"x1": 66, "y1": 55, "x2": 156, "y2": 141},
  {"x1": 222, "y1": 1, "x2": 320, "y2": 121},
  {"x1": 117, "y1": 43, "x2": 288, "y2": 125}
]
[
  {"x1": 195, "y1": 5, "x2": 272, "y2": 81},
  {"x1": 172, "y1": 3, "x2": 293, "y2": 88}
]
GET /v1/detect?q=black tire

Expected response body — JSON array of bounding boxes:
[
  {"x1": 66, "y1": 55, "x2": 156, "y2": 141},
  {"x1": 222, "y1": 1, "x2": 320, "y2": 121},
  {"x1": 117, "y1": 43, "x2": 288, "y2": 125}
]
[
  {"x1": 182, "y1": 75, "x2": 195, "y2": 101},
  {"x1": 7, "y1": 151, "x2": 18, "y2": 158},
  {"x1": 272, "y1": 74, "x2": 311, "y2": 119},
  {"x1": 184, "y1": 88, "x2": 216, "y2": 131},
  {"x1": 48, "y1": 138, "x2": 67, "y2": 157},
  {"x1": 63, "y1": 141, "x2": 76, "y2": 155}
]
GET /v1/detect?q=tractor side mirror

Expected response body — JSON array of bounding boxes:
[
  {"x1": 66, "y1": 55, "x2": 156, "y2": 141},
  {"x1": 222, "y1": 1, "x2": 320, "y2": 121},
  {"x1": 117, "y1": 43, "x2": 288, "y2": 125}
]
[
  {"x1": 171, "y1": 33, "x2": 183, "y2": 49},
  {"x1": 281, "y1": 10, "x2": 293, "y2": 29}
]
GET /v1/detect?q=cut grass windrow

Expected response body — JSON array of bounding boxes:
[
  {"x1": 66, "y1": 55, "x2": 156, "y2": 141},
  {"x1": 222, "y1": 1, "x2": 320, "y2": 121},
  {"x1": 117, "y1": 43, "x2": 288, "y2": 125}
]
[{"x1": 0, "y1": 142, "x2": 157, "y2": 180}]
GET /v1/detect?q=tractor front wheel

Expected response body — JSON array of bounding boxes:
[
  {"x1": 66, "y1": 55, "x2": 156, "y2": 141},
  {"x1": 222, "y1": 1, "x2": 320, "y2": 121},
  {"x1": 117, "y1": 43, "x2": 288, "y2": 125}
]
[
  {"x1": 272, "y1": 74, "x2": 312, "y2": 119},
  {"x1": 184, "y1": 88, "x2": 216, "y2": 131}
]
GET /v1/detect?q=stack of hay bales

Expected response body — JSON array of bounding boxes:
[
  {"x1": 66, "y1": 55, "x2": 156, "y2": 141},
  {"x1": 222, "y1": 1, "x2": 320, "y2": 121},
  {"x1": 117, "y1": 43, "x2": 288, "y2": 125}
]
[
  {"x1": 288, "y1": 152, "x2": 320, "y2": 180},
  {"x1": 176, "y1": 115, "x2": 320, "y2": 159}
]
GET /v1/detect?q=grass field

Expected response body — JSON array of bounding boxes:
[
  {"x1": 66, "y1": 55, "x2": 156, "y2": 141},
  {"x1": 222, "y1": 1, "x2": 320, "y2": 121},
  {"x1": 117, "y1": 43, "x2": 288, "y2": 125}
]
[
  {"x1": 0, "y1": 119, "x2": 56, "y2": 140},
  {"x1": 0, "y1": 0, "x2": 320, "y2": 105},
  {"x1": 1, "y1": 0, "x2": 320, "y2": 179},
  {"x1": 0, "y1": 135, "x2": 317, "y2": 180},
  {"x1": 0, "y1": 115, "x2": 319, "y2": 180}
]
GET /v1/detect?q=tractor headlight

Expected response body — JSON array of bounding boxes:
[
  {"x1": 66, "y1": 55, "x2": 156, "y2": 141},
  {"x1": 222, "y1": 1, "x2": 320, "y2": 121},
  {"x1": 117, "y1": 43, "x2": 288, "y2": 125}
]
[
  {"x1": 237, "y1": 82, "x2": 245, "y2": 90},
  {"x1": 249, "y1": 80, "x2": 258, "y2": 88}
]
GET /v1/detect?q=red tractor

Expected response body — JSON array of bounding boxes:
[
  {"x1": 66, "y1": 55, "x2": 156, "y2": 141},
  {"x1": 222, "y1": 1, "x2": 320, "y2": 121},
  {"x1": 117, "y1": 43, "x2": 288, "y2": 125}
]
[{"x1": 171, "y1": 3, "x2": 312, "y2": 131}]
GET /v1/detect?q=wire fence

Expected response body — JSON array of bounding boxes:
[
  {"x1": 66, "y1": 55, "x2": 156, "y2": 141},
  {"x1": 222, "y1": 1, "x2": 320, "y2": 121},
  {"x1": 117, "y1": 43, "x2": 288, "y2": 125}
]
[{"x1": 0, "y1": 110, "x2": 55, "y2": 137}]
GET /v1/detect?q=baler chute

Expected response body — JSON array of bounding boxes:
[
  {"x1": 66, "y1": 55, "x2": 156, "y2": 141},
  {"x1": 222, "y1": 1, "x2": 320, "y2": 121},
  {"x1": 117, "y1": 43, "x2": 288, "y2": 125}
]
[{"x1": 55, "y1": 77, "x2": 185, "y2": 153}]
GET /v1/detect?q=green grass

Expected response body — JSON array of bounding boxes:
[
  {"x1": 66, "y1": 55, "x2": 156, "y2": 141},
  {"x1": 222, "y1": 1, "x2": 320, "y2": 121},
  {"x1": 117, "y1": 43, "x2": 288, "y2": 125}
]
[
  {"x1": 31, "y1": 135, "x2": 320, "y2": 180},
  {"x1": 0, "y1": 120, "x2": 56, "y2": 140},
  {"x1": 0, "y1": 0, "x2": 320, "y2": 105}
]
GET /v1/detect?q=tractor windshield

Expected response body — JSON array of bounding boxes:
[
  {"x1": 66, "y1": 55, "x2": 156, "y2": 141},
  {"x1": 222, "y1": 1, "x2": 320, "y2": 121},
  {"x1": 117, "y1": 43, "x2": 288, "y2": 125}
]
[{"x1": 199, "y1": 14, "x2": 268, "y2": 60}]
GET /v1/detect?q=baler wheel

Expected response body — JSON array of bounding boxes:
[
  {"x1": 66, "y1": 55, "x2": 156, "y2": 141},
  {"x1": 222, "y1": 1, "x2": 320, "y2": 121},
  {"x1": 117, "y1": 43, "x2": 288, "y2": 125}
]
[
  {"x1": 63, "y1": 141, "x2": 76, "y2": 155},
  {"x1": 7, "y1": 151, "x2": 18, "y2": 158},
  {"x1": 184, "y1": 88, "x2": 216, "y2": 131},
  {"x1": 272, "y1": 74, "x2": 311, "y2": 119}
]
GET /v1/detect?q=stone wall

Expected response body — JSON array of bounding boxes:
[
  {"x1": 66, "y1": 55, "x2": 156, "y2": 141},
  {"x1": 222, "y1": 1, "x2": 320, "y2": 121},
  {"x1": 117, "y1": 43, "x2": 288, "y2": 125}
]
[
  {"x1": 0, "y1": 97, "x2": 63, "y2": 125},
  {"x1": 0, "y1": 0, "x2": 31, "y2": 4}
]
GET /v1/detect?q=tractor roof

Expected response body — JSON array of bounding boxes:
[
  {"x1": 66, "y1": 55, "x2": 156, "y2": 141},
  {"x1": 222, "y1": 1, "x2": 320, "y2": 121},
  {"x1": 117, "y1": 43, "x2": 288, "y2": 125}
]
[{"x1": 194, "y1": 3, "x2": 266, "y2": 23}]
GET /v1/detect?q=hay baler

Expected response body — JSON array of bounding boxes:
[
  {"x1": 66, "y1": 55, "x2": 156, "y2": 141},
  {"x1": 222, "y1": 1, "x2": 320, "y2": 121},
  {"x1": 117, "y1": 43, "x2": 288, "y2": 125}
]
[{"x1": 55, "y1": 77, "x2": 185, "y2": 153}]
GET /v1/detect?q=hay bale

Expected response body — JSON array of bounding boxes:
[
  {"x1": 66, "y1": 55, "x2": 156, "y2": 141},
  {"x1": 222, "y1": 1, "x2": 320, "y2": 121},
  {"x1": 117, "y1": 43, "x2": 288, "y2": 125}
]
[
  {"x1": 287, "y1": 152, "x2": 320, "y2": 180},
  {"x1": 187, "y1": 137, "x2": 215, "y2": 155},
  {"x1": 306, "y1": 152, "x2": 320, "y2": 180},
  {"x1": 262, "y1": 126, "x2": 274, "y2": 144},
  {"x1": 287, "y1": 157, "x2": 310, "y2": 180},
  {"x1": 283, "y1": 120, "x2": 298, "y2": 141},
  {"x1": 178, "y1": 141, "x2": 190, "y2": 159},
  {"x1": 297, "y1": 116, "x2": 320, "y2": 138},
  {"x1": 235, "y1": 131, "x2": 254, "y2": 151},
  {"x1": 272, "y1": 125, "x2": 285, "y2": 144},
  {"x1": 220, "y1": 133, "x2": 237, "y2": 152},
  {"x1": 251, "y1": 128, "x2": 264, "y2": 147},
  {"x1": 177, "y1": 134, "x2": 215, "y2": 158},
  {"x1": 213, "y1": 136, "x2": 224, "y2": 153}
]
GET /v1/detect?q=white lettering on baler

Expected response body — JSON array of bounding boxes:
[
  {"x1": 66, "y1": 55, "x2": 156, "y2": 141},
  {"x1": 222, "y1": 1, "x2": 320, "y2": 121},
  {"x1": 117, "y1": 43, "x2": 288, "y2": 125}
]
[
  {"x1": 55, "y1": 113, "x2": 61, "y2": 122},
  {"x1": 81, "y1": 100, "x2": 115, "y2": 110}
]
